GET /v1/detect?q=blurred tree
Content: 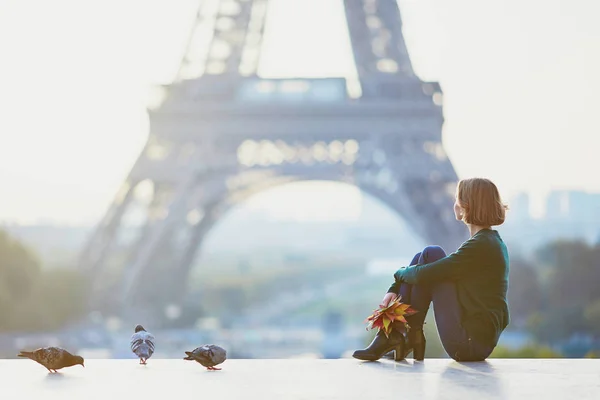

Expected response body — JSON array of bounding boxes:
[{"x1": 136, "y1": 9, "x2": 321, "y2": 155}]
[
  {"x1": 0, "y1": 229, "x2": 88, "y2": 332},
  {"x1": 0, "y1": 230, "x2": 41, "y2": 298},
  {"x1": 537, "y1": 240, "x2": 600, "y2": 308},
  {"x1": 526, "y1": 308, "x2": 589, "y2": 343},
  {"x1": 0, "y1": 230, "x2": 41, "y2": 329},
  {"x1": 9, "y1": 268, "x2": 89, "y2": 331},
  {"x1": 490, "y1": 344, "x2": 562, "y2": 358},
  {"x1": 528, "y1": 240, "x2": 600, "y2": 341},
  {"x1": 583, "y1": 299, "x2": 600, "y2": 336},
  {"x1": 507, "y1": 259, "x2": 542, "y2": 326}
]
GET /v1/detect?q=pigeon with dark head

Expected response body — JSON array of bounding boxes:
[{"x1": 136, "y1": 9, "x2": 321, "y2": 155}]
[
  {"x1": 130, "y1": 324, "x2": 155, "y2": 365},
  {"x1": 184, "y1": 344, "x2": 226, "y2": 370},
  {"x1": 18, "y1": 346, "x2": 84, "y2": 373}
]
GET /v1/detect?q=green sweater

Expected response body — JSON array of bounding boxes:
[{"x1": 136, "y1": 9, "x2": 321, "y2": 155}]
[{"x1": 390, "y1": 229, "x2": 510, "y2": 347}]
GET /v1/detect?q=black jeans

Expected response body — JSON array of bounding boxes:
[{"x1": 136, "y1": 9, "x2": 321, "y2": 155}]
[{"x1": 396, "y1": 246, "x2": 494, "y2": 361}]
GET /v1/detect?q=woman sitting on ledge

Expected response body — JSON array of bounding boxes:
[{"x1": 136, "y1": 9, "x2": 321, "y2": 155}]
[{"x1": 353, "y1": 177, "x2": 510, "y2": 362}]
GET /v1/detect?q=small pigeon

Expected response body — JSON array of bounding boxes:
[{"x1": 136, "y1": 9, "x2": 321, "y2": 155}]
[
  {"x1": 130, "y1": 324, "x2": 155, "y2": 365},
  {"x1": 18, "y1": 346, "x2": 84, "y2": 373},
  {"x1": 183, "y1": 345, "x2": 227, "y2": 370}
]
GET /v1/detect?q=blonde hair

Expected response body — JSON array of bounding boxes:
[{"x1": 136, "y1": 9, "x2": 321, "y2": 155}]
[{"x1": 456, "y1": 178, "x2": 508, "y2": 226}]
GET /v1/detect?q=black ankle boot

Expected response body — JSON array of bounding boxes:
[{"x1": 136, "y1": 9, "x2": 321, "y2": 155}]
[
  {"x1": 407, "y1": 328, "x2": 426, "y2": 360},
  {"x1": 384, "y1": 334, "x2": 411, "y2": 360},
  {"x1": 352, "y1": 329, "x2": 406, "y2": 361}
]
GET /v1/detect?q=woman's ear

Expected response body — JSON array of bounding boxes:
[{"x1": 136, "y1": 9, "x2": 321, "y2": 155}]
[{"x1": 453, "y1": 201, "x2": 464, "y2": 221}]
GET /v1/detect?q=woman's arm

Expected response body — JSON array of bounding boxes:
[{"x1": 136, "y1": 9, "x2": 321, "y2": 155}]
[
  {"x1": 393, "y1": 239, "x2": 480, "y2": 285},
  {"x1": 387, "y1": 281, "x2": 400, "y2": 294}
]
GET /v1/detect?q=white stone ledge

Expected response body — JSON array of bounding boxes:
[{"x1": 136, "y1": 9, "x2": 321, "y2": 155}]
[{"x1": 2, "y1": 359, "x2": 599, "y2": 399}]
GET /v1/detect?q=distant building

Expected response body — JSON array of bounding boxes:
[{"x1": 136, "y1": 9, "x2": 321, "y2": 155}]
[
  {"x1": 499, "y1": 190, "x2": 600, "y2": 254},
  {"x1": 545, "y1": 190, "x2": 600, "y2": 223},
  {"x1": 509, "y1": 192, "x2": 531, "y2": 221}
]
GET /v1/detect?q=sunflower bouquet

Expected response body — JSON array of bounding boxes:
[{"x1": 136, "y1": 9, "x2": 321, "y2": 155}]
[{"x1": 365, "y1": 295, "x2": 417, "y2": 337}]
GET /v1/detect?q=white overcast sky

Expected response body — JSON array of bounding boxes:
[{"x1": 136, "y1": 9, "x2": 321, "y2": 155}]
[{"x1": 0, "y1": 0, "x2": 599, "y2": 225}]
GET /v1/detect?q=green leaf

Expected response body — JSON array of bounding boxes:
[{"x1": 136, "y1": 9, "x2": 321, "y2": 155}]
[{"x1": 383, "y1": 317, "x2": 391, "y2": 332}]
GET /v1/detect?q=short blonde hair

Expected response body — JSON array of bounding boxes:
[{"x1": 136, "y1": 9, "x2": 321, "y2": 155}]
[{"x1": 456, "y1": 178, "x2": 508, "y2": 226}]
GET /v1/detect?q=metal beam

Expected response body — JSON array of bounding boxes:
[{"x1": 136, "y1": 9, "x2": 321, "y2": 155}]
[
  {"x1": 343, "y1": 0, "x2": 414, "y2": 78},
  {"x1": 176, "y1": 0, "x2": 270, "y2": 81}
]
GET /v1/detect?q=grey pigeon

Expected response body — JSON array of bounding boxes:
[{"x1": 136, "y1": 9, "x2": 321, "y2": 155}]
[
  {"x1": 184, "y1": 344, "x2": 227, "y2": 370},
  {"x1": 18, "y1": 346, "x2": 84, "y2": 373},
  {"x1": 130, "y1": 324, "x2": 155, "y2": 365}
]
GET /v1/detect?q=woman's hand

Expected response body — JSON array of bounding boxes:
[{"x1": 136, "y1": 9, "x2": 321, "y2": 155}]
[{"x1": 380, "y1": 292, "x2": 397, "y2": 308}]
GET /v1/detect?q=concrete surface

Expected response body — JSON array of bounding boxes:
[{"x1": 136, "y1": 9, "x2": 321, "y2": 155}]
[{"x1": 1, "y1": 359, "x2": 599, "y2": 399}]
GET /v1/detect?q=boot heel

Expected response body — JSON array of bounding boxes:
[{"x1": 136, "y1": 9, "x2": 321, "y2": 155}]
[
  {"x1": 409, "y1": 329, "x2": 426, "y2": 361},
  {"x1": 393, "y1": 337, "x2": 406, "y2": 361},
  {"x1": 413, "y1": 344, "x2": 425, "y2": 361},
  {"x1": 393, "y1": 345, "x2": 405, "y2": 361}
]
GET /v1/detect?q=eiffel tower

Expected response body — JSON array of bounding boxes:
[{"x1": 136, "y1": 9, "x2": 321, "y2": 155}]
[{"x1": 80, "y1": 0, "x2": 466, "y2": 321}]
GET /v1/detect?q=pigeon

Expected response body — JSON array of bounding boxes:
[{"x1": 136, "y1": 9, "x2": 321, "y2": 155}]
[
  {"x1": 130, "y1": 324, "x2": 155, "y2": 365},
  {"x1": 18, "y1": 346, "x2": 84, "y2": 373},
  {"x1": 183, "y1": 345, "x2": 227, "y2": 370}
]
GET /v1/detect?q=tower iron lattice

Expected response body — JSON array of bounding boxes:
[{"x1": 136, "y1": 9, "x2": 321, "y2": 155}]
[{"x1": 79, "y1": 0, "x2": 466, "y2": 321}]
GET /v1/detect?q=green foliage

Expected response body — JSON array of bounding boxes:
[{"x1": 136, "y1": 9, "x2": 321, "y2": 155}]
[
  {"x1": 527, "y1": 307, "x2": 590, "y2": 343},
  {"x1": 0, "y1": 230, "x2": 41, "y2": 301},
  {"x1": 583, "y1": 299, "x2": 600, "y2": 336},
  {"x1": 0, "y1": 229, "x2": 88, "y2": 332},
  {"x1": 0, "y1": 231, "x2": 41, "y2": 327},
  {"x1": 507, "y1": 259, "x2": 542, "y2": 326},
  {"x1": 513, "y1": 239, "x2": 600, "y2": 344},
  {"x1": 490, "y1": 344, "x2": 562, "y2": 358},
  {"x1": 536, "y1": 240, "x2": 600, "y2": 308}
]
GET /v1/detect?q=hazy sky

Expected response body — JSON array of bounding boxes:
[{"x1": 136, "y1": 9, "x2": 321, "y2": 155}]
[{"x1": 1, "y1": 0, "x2": 599, "y2": 225}]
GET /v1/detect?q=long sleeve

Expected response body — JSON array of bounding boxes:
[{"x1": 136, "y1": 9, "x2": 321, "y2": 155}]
[
  {"x1": 393, "y1": 238, "x2": 482, "y2": 285},
  {"x1": 387, "y1": 281, "x2": 400, "y2": 294}
]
